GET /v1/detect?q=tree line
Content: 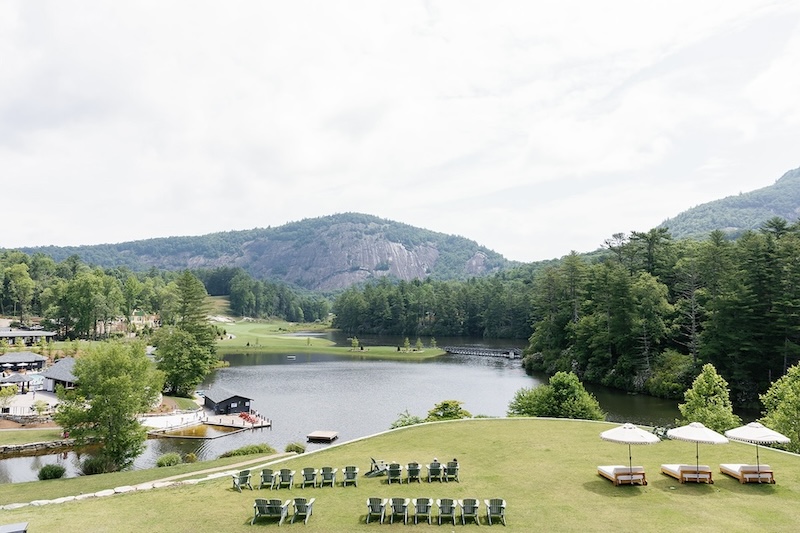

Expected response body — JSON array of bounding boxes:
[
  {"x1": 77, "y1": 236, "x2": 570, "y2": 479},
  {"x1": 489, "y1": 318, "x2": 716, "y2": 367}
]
[
  {"x1": 333, "y1": 219, "x2": 800, "y2": 408},
  {"x1": 0, "y1": 252, "x2": 327, "y2": 338}
]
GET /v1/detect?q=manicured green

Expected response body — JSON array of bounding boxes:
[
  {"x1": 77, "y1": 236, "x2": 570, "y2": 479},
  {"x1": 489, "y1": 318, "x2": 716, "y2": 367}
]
[
  {"x1": 165, "y1": 395, "x2": 201, "y2": 411},
  {"x1": 3, "y1": 418, "x2": 800, "y2": 532},
  {"x1": 216, "y1": 319, "x2": 445, "y2": 360},
  {"x1": 0, "y1": 429, "x2": 64, "y2": 445}
]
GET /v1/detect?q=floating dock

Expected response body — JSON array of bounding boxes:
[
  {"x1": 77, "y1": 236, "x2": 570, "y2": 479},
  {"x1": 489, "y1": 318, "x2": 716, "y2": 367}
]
[{"x1": 307, "y1": 430, "x2": 338, "y2": 443}]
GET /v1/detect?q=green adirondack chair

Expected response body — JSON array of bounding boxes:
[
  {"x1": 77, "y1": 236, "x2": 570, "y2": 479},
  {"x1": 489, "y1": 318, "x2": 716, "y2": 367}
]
[
  {"x1": 389, "y1": 497, "x2": 410, "y2": 524},
  {"x1": 460, "y1": 498, "x2": 480, "y2": 525},
  {"x1": 232, "y1": 469, "x2": 252, "y2": 492},
  {"x1": 427, "y1": 461, "x2": 443, "y2": 482},
  {"x1": 406, "y1": 462, "x2": 421, "y2": 483},
  {"x1": 366, "y1": 497, "x2": 387, "y2": 524},
  {"x1": 300, "y1": 467, "x2": 318, "y2": 488},
  {"x1": 291, "y1": 497, "x2": 315, "y2": 524},
  {"x1": 251, "y1": 498, "x2": 290, "y2": 525},
  {"x1": 436, "y1": 498, "x2": 457, "y2": 526},
  {"x1": 386, "y1": 463, "x2": 402, "y2": 484},
  {"x1": 342, "y1": 465, "x2": 359, "y2": 487},
  {"x1": 258, "y1": 468, "x2": 275, "y2": 490},
  {"x1": 412, "y1": 497, "x2": 432, "y2": 524},
  {"x1": 444, "y1": 461, "x2": 460, "y2": 482},
  {"x1": 319, "y1": 466, "x2": 337, "y2": 488},
  {"x1": 485, "y1": 498, "x2": 506, "y2": 526},
  {"x1": 276, "y1": 468, "x2": 295, "y2": 490}
]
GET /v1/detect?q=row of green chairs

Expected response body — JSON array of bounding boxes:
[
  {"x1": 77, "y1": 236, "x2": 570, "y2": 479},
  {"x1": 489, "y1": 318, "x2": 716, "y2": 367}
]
[
  {"x1": 387, "y1": 461, "x2": 460, "y2": 484},
  {"x1": 234, "y1": 466, "x2": 360, "y2": 491},
  {"x1": 366, "y1": 497, "x2": 505, "y2": 525},
  {"x1": 251, "y1": 497, "x2": 315, "y2": 525}
]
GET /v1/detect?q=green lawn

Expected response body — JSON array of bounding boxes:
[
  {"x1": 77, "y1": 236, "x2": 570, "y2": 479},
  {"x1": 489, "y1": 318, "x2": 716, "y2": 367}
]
[
  {"x1": 216, "y1": 319, "x2": 444, "y2": 360},
  {"x1": 0, "y1": 429, "x2": 64, "y2": 446},
  {"x1": 3, "y1": 418, "x2": 800, "y2": 532}
]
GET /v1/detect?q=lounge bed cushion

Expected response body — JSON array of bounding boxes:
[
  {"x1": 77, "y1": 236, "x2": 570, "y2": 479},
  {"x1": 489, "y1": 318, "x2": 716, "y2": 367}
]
[
  {"x1": 660, "y1": 464, "x2": 713, "y2": 484},
  {"x1": 719, "y1": 464, "x2": 775, "y2": 484},
  {"x1": 597, "y1": 465, "x2": 647, "y2": 486}
]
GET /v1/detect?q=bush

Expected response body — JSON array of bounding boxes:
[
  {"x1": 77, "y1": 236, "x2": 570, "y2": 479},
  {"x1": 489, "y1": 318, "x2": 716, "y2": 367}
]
[
  {"x1": 285, "y1": 442, "x2": 306, "y2": 454},
  {"x1": 38, "y1": 464, "x2": 66, "y2": 480},
  {"x1": 156, "y1": 452, "x2": 183, "y2": 467},
  {"x1": 219, "y1": 443, "x2": 276, "y2": 458},
  {"x1": 508, "y1": 371, "x2": 605, "y2": 421},
  {"x1": 81, "y1": 456, "x2": 117, "y2": 476},
  {"x1": 184, "y1": 452, "x2": 198, "y2": 463}
]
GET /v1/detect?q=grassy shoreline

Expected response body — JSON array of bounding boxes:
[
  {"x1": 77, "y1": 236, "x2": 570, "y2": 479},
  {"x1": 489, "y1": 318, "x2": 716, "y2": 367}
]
[{"x1": 214, "y1": 319, "x2": 445, "y2": 359}]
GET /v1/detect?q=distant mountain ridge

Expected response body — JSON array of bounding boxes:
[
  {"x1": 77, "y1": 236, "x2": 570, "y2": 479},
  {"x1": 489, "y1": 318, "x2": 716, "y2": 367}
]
[
  {"x1": 14, "y1": 213, "x2": 511, "y2": 291},
  {"x1": 659, "y1": 166, "x2": 800, "y2": 239}
]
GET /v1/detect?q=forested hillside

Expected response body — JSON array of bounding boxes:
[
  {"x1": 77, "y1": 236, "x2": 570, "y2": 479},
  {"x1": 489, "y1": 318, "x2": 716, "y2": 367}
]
[
  {"x1": 11, "y1": 213, "x2": 511, "y2": 291},
  {"x1": 0, "y1": 252, "x2": 328, "y2": 337},
  {"x1": 660, "y1": 166, "x2": 800, "y2": 239},
  {"x1": 333, "y1": 224, "x2": 800, "y2": 408}
]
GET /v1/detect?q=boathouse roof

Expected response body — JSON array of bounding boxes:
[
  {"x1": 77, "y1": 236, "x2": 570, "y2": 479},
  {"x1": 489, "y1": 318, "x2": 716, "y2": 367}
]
[{"x1": 204, "y1": 386, "x2": 251, "y2": 404}]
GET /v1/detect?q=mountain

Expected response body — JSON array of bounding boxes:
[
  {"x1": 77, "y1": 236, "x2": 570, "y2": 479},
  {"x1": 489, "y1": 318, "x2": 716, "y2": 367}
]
[
  {"x1": 14, "y1": 213, "x2": 512, "y2": 291},
  {"x1": 659, "y1": 166, "x2": 800, "y2": 239}
]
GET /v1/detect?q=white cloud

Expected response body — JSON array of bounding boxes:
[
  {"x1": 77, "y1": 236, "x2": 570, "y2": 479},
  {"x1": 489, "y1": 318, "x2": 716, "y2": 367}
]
[{"x1": 1, "y1": 0, "x2": 799, "y2": 261}]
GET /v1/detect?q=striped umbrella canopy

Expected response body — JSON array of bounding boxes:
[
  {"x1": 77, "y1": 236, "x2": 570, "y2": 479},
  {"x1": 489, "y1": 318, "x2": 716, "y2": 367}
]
[
  {"x1": 667, "y1": 422, "x2": 728, "y2": 471},
  {"x1": 600, "y1": 423, "x2": 660, "y2": 470},
  {"x1": 725, "y1": 422, "x2": 790, "y2": 471}
]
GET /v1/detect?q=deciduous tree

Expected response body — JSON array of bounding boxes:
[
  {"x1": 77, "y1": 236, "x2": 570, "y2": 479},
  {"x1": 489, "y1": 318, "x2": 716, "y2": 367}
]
[
  {"x1": 677, "y1": 363, "x2": 741, "y2": 432},
  {"x1": 54, "y1": 342, "x2": 164, "y2": 471},
  {"x1": 507, "y1": 371, "x2": 604, "y2": 420},
  {"x1": 760, "y1": 363, "x2": 800, "y2": 454}
]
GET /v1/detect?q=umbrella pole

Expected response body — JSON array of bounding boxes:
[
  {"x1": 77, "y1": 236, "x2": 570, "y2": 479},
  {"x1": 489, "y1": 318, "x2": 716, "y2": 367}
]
[
  {"x1": 756, "y1": 444, "x2": 761, "y2": 473},
  {"x1": 696, "y1": 441, "x2": 699, "y2": 472},
  {"x1": 628, "y1": 444, "x2": 632, "y2": 471}
]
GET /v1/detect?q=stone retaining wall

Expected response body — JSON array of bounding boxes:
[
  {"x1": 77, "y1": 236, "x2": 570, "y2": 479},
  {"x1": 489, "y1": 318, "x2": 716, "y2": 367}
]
[{"x1": 0, "y1": 439, "x2": 74, "y2": 457}]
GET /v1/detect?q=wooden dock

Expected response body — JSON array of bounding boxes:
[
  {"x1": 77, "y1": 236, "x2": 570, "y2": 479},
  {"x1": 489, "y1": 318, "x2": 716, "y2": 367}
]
[
  {"x1": 205, "y1": 413, "x2": 272, "y2": 430},
  {"x1": 307, "y1": 430, "x2": 338, "y2": 443},
  {"x1": 443, "y1": 346, "x2": 523, "y2": 359}
]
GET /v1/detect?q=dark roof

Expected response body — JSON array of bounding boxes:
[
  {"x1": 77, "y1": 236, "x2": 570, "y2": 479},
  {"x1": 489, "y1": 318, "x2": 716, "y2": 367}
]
[
  {"x1": 0, "y1": 352, "x2": 48, "y2": 363},
  {"x1": 41, "y1": 357, "x2": 77, "y2": 383},
  {"x1": 204, "y1": 386, "x2": 251, "y2": 404}
]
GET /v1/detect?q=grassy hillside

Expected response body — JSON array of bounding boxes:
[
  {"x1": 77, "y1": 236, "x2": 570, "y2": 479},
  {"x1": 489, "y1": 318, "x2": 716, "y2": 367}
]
[{"x1": 3, "y1": 418, "x2": 799, "y2": 532}]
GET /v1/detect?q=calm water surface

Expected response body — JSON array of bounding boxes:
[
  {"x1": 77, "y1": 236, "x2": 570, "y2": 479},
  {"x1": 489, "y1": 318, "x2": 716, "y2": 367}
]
[{"x1": 0, "y1": 350, "x2": 682, "y2": 484}]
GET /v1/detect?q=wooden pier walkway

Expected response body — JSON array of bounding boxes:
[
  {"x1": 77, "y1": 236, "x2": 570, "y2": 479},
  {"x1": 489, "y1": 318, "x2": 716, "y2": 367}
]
[{"x1": 443, "y1": 346, "x2": 523, "y2": 359}]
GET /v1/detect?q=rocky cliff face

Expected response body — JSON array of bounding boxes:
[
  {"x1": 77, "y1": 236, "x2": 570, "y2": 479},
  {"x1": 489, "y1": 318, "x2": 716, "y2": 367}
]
[
  {"x1": 237, "y1": 218, "x2": 499, "y2": 291},
  {"x1": 15, "y1": 213, "x2": 510, "y2": 291}
]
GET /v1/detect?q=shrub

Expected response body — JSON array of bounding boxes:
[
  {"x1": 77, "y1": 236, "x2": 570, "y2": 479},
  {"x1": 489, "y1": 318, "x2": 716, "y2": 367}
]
[
  {"x1": 156, "y1": 452, "x2": 183, "y2": 467},
  {"x1": 390, "y1": 409, "x2": 424, "y2": 429},
  {"x1": 508, "y1": 371, "x2": 605, "y2": 421},
  {"x1": 81, "y1": 456, "x2": 117, "y2": 475},
  {"x1": 38, "y1": 464, "x2": 66, "y2": 480},
  {"x1": 285, "y1": 442, "x2": 306, "y2": 454},
  {"x1": 219, "y1": 443, "x2": 276, "y2": 458},
  {"x1": 184, "y1": 452, "x2": 198, "y2": 463}
]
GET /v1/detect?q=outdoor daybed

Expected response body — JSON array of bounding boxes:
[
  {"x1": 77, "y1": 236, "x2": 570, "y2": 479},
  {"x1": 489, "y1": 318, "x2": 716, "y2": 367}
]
[
  {"x1": 660, "y1": 464, "x2": 713, "y2": 484},
  {"x1": 597, "y1": 465, "x2": 647, "y2": 486},
  {"x1": 719, "y1": 464, "x2": 775, "y2": 484}
]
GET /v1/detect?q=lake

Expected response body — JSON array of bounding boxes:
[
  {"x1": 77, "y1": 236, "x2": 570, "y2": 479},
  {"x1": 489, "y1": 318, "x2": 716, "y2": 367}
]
[{"x1": 0, "y1": 349, "x2": 682, "y2": 484}]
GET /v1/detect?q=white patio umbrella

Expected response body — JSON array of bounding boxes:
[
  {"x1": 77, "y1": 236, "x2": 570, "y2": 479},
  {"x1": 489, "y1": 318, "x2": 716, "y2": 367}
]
[
  {"x1": 600, "y1": 423, "x2": 660, "y2": 470},
  {"x1": 725, "y1": 422, "x2": 789, "y2": 471},
  {"x1": 667, "y1": 422, "x2": 728, "y2": 471}
]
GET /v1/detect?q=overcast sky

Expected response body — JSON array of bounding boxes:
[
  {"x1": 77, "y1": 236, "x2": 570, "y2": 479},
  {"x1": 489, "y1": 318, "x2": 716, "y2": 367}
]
[{"x1": 2, "y1": 1, "x2": 799, "y2": 263}]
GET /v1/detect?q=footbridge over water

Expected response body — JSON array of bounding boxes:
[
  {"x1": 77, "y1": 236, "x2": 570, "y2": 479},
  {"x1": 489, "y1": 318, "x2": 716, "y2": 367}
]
[{"x1": 443, "y1": 346, "x2": 523, "y2": 359}]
